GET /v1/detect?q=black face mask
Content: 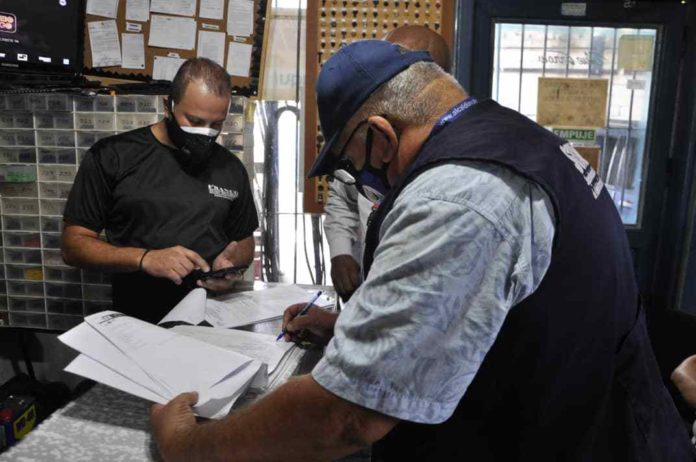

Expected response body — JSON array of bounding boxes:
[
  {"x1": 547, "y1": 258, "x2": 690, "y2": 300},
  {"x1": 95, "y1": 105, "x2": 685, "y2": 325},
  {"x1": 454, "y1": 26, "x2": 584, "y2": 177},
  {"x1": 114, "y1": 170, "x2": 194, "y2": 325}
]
[{"x1": 165, "y1": 101, "x2": 220, "y2": 173}]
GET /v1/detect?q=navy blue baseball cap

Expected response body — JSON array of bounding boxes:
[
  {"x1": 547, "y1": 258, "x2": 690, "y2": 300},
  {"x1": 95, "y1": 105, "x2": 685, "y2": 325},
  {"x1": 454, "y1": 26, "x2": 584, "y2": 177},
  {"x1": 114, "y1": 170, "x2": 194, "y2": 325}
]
[{"x1": 308, "y1": 40, "x2": 433, "y2": 178}]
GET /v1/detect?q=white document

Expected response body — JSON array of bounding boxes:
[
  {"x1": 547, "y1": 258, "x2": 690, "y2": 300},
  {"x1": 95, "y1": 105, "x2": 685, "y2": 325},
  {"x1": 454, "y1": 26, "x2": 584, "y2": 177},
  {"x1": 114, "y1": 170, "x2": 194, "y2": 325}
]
[
  {"x1": 173, "y1": 326, "x2": 295, "y2": 374},
  {"x1": 150, "y1": 0, "x2": 197, "y2": 17},
  {"x1": 226, "y1": 42, "x2": 252, "y2": 78},
  {"x1": 126, "y1": 0, "x2": 150, "y2": 21},
  {"x1": 160, "y1": 285, "x2": 333, "y2": 328},
  {"x1": 88, "y1": 20, "x2": 122, "y2": 68},
  {"x1": 227, "y1": 0, "x2": 254, "y2": 37},
  {"x1": 197, "y1": 31, "x2": 226, "y2": 67},
  {"x1": 149, "y1": 14, "x2": 197, "y2": 50},
  {"x1": 60, "y1": 311, "x2": 264, "y2": 419},
  {"x1": 206, "y1": 285, "x2": 330, "y2": 328},
  {"x1": 200, "y1": 0, "x2": 225, "y2": 19},
  {"x1": 86, "y1": 0, "x2": 119, "y2": 19},
  {"x1": 121, "y1": 33, "x2": 146, "y2": 69},
  {"x1": 152, "y1": 56, "x2": 186, "y2": 80},
  {"x1": 159, "y1": 288, "x2": 207, "y2": 324}
]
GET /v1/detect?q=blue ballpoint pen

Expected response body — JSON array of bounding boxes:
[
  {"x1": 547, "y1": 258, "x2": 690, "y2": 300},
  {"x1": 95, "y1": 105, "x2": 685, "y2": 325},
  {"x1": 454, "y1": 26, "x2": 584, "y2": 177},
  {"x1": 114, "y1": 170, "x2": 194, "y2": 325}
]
[{"x1": 276, "y1": 290, "x2": 323, "y2": 341}]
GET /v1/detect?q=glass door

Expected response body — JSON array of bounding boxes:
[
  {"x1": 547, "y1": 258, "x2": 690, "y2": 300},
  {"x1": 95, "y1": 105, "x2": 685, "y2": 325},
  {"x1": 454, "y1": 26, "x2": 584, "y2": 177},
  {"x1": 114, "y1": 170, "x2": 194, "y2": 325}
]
[
  {"x1": 455, "y1": 1, "x2": 688, "y2": 296},
  {"x1": 491, "y1": 23, "x2": 656, "y2": 225}
]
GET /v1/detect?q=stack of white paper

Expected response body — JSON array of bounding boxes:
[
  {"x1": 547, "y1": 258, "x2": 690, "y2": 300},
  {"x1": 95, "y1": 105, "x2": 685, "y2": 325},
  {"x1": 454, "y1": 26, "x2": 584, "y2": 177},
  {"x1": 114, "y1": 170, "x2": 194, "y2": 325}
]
[{"x1": 59, "y1": 311, "x2": 265, "y2": 419}]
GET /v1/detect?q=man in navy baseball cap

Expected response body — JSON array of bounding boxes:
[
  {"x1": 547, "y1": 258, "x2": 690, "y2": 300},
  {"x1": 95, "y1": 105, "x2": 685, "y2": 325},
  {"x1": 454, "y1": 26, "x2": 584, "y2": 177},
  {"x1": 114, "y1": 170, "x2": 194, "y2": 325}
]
[
  {"x1": 308, "y1": 40, "x2": 433, "y2": 178},
  {"x1": 151, "y1": 35, "x2": 693, "y2": 462}
]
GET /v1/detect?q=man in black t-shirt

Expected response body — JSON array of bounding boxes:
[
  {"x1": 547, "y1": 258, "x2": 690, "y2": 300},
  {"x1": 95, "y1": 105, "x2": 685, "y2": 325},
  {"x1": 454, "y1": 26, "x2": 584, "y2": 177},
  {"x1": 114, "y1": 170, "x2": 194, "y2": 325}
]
[{"x1": 62, "y1": 58, "x2": 258, "y2": 323}]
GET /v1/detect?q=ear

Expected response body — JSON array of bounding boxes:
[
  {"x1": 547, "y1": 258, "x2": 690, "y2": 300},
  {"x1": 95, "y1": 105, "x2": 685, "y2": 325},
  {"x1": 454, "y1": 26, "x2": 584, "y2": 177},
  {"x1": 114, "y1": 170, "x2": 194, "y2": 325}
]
[
  {"x1": 163, "y1": 96, "x2": 172, "y2": 117},
  {"x1": 367, "y1": 115, "x2": 399, "y2": 162}
]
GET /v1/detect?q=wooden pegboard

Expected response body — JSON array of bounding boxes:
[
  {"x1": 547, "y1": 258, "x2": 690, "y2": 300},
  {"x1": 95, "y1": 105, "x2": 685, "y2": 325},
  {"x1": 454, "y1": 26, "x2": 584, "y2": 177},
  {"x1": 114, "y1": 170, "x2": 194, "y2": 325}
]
[{"x1": 303, "y1": 0, "x2": 455, "y2": 213}]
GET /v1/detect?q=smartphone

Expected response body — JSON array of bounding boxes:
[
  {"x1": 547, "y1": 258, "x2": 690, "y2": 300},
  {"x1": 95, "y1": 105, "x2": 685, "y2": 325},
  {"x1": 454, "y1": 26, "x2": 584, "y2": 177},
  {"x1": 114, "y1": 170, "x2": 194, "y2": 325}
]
[
  {"x1": 183, "y1": 265, "x2": 248, "y2": 288},
  {"x1": 197, "y1": 265, "x2": 248, "y2": 280}
]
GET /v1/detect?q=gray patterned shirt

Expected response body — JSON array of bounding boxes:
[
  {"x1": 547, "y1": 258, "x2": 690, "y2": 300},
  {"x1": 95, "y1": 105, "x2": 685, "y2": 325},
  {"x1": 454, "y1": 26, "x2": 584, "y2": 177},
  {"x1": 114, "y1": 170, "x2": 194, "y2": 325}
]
[{"x1": 313, "y1": 161, "x2": 556, "y2": 424}]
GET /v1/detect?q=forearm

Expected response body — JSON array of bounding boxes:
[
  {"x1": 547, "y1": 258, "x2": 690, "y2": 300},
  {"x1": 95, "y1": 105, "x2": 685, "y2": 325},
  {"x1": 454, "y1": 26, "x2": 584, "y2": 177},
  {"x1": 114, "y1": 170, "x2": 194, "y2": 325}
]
[
  {"x1": 234, "y1": 236, "x2": 255, "y2": 266},
  {"x1": 173, "y1": 376, "x2": 395, "y2": 462},
  {"x1": 62, "y1": 233, "x2": 144, "y2": 273}
]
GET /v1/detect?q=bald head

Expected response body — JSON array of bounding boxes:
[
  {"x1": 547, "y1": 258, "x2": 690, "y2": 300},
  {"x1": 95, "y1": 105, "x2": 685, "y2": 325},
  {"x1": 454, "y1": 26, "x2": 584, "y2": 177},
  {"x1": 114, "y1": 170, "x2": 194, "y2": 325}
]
[{"x1": 385, "y1": 25, "x2": 451, "y2": 73}]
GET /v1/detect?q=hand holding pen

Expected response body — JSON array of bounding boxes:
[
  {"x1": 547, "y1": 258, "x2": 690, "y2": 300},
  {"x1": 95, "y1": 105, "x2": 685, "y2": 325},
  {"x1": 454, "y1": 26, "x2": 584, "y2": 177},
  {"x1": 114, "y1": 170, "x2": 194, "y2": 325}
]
[
  {"x1": 276, "y1": 291, "x2": 323, "y2": 341},
  {"x1": 278, "y1": 291, "x2": 339, "y2": 345}
]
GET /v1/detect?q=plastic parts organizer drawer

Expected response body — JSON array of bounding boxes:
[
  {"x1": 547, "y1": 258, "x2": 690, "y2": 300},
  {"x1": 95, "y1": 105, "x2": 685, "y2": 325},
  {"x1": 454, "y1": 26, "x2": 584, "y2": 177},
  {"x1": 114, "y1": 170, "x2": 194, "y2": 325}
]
[
  {"x1": 9, "y1": 296, "x2": 45, "y2": 312},
  {"x1": 3, "y1": 215, "x2": 40, "y2": 231},
  {"x1": 9, "y1": 312, "x2": 46, "y2": 328}
]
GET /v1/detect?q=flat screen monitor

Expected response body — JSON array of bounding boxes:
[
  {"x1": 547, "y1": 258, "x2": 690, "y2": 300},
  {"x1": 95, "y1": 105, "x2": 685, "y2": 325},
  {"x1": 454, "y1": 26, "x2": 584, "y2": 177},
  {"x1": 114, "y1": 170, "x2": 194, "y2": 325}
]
[{"x1": 0, "y1": 0, "x2": 84, "y2": 75}]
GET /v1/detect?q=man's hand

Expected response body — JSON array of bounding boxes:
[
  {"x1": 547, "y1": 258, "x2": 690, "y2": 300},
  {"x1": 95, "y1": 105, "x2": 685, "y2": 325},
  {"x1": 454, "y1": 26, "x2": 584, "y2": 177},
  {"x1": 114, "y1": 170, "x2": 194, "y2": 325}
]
[
  {"x1": 282, "y1": 304, "x2": 339, "y2": 346},
  {"x1": 150, "y1": 392, "x2": 199, "y2": 462},
  {"x1": 672, "y1": 355, "x2": 696, "y2": 408},
  {"x1": 331, "y1": 255, "x2": 361, "y2": 301},
  {"x1": 197, "y1": 241, "x2": 247, "y2": 292},
  {"x1": 141, "y1": 246, "x2": 209, "y2": 285}
]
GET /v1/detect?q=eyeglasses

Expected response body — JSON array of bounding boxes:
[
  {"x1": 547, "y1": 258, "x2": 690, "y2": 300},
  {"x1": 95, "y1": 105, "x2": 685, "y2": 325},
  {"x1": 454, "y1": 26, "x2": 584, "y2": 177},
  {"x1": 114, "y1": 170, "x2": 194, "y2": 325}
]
[{"x1": 330, "y1": 120, "x2": 373, "y2": 185}]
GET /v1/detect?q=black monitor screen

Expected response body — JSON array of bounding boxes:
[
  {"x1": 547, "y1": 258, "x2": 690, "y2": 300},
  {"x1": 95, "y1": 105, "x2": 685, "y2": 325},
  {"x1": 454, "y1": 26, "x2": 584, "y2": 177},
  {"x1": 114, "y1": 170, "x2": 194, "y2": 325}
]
[{"x1": 0, "y1": 0, "x2": 83, "y2": 74}]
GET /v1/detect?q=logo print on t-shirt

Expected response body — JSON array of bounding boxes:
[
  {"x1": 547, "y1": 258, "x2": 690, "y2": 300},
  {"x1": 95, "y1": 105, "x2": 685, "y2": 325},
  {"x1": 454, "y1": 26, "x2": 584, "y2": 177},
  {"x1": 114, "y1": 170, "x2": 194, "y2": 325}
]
[{"x1": 208, "y1": 184, "x2": 239, "y2": 201}]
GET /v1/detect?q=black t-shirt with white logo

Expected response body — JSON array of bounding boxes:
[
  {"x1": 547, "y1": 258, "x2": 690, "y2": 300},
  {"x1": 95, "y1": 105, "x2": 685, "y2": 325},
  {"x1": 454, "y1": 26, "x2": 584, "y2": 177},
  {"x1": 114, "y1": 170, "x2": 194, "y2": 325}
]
[{"x1": 64, "y1": 127, "x2": 258, "y2": 322}]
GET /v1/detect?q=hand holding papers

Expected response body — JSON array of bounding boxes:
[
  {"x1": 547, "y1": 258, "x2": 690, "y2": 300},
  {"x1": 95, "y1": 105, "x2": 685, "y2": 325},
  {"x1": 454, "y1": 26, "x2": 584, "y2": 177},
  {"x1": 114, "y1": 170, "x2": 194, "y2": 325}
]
[{"x1": 60, "y1": 312, "x2": 264, "y2": 419}]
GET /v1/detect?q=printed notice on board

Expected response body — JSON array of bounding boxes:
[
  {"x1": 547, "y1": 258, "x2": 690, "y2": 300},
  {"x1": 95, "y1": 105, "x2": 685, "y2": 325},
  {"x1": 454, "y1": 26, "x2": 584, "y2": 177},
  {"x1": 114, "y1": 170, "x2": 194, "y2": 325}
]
[
  {"x1": 88, "y1": 20, "x2": 122, "y2": 68},
  {"x1": 227, "y1": 0, "x2": 254, "y2": 37},
  {"x1": 86, "y1": 0, "x2": 119, "y2": 19},
  {"x1": 150, "y1": 0, "x2": 197, "y2": 17},
  {"x1": 153, "y1": 56, "x2": 187, "y2": 81},
  {"x1": 126, "y1": 0, "x2": 150, "y2": 22},
  {"x1": 617, "y1": 35, "x2": 655, "y2": 72},
  {"x1": 226, "y1": 42, "x2": 252, "y2": 77},
  {"x1": 149, "y1": 15, "x2": 197, "y2": 50},
  {"x1": 121, "y1": 33, "x2": 145, "y2": 69},
  {"x1": 537, "y1": 78, "x2": 608, "y2": 128},
  {"x1": 200, "y1": 0, "x2": 225, "y2": 19},
  {"x1": 197, "y1": 31, "x2": 226, "y2": 67}
]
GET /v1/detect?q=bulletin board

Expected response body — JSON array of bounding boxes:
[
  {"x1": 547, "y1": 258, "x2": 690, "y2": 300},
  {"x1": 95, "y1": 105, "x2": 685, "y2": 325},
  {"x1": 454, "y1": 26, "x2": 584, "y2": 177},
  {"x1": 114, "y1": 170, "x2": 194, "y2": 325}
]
[
  {"x1": 83, "y1": 0, "x2": 270, "y2": 97},
  {"x1": 303, "y1": 0, "x2": 455, "y2": 213}
]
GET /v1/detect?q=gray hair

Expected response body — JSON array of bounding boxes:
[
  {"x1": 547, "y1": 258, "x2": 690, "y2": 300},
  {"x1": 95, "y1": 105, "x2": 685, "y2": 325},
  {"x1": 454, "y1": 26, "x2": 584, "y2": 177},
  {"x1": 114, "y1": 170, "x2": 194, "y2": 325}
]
[{"x1": 352, "y1": 61, "x2": 460, "y2": 128}]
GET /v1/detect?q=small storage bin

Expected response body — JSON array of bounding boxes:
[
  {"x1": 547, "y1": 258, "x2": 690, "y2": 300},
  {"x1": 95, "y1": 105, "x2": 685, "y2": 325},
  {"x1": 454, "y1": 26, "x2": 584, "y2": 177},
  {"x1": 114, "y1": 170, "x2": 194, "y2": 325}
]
[
  {"x1": 46, "y1": 95, "x2": 71, "y2": 112},
  {"x1": 39, "y1": 165, "x2": 77, "y2": 182},
  {"x1": 9, "y1": 312, "x2": 47, "y2": 328},
  {"x1": 45, "y1": 266, "x2": 80, "y2": 283},
  {"x1": 4, "y1": 215, "x2": 40, "y2": 231},
  {"x1": 40, "y1": 199, "x2": 66, "y2": 216},
  {"x1": 13, "y1": 113, "x2": 33, "y2": 129},
  {"x1": 4, "y1": 232, "x2": 41, "y2": 248},
  {"x1": 6, "y1": 265, "x2": 42, "y2": 281},
  {"x1": 8, "y1": 281, "x2": 44, "y2": 297},
  {"x1": 6, "y1": 249, "x2": 41, "y2": 264},
  {"x1": 94, "y1": 96, "x2": 114, "y2": 112},
  {"x1": 0, "y1": 182, "x2": 38, "y2": 198},
  {"x1": 116, "y1": 96, "x2": 137, "y2": 112},
  {"x1": 2, "y1": 198, "x2": 39, "y2": 215},
  {"x1": 42, "y1": 232, "x2": 62, "y2": 249},
  {"x1": 27, "y1": 94, "x2": 47, "y2": 111},
  {"x1": 5, "y1": 95, "x2": 28, "y2": 111},
  {"x1": 0, "y1": 147, "x2": 36, "y2": 163},
  {"x1": 39, "y1": 182, "x2": 72, "y2": 199},
  {"x1": 135, "y1": 96, "x2": 158, "y2": 113},
  {"x1": 47, "y1": 299, "x2": 83, "y2": 315},
  {"x1": 43, "y1": 250, "x2": 67, "y2": 267},
  {"x1": 46, "y1": 282, "x2": 82, "y2": 299},
  {"x1": 223, "y1": 115, "x2": 244, "y2": 133},
  {"x1": 94, "y1": 113, "x2": 115, "y2": 131},
  {"x1": 41, "y1": 216, "x2": 63, "y2": 232}
]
